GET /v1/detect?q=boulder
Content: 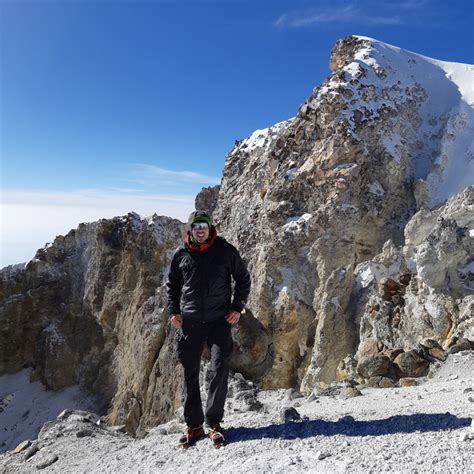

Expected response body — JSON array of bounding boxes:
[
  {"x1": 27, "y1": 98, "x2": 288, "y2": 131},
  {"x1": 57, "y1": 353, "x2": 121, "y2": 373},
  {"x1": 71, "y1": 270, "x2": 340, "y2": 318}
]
[
  {"x1": 357, "y1": 354, "x2": 392, "y2": 378},
  {"x1": 394, "y1": 351, "x2": 429, "y2": 378}
]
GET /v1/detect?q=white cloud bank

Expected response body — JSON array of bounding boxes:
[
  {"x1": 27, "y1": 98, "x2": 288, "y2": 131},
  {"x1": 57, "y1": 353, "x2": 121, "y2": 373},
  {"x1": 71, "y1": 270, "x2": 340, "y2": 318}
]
[{"x1": 0, "y1": 188, "x2": 195, "y2": 268}]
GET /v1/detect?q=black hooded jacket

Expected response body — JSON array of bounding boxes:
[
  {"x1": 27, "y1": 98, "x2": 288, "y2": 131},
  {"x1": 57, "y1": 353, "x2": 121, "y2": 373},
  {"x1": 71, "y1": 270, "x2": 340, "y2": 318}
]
[{"x1": 166, "y1": 235, "x2": 251, "y2": 322}]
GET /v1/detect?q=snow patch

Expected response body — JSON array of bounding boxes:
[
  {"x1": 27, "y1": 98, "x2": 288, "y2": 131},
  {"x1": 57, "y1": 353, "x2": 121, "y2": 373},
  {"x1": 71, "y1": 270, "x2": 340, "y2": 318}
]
[
  {"x1": 0, "y1": 369, "x2": 100, "y2": 454},
  {"x1": 42, "y1": 323, "x2": 65, "y2": 346},
  {"x1": 326, "y1": 35, "x2": 474, "y2": 207},
  {"x1": 275, "y1": 266, "x2": 294, "y2": 293},
  {"x1": 383, "y1": 134, "x2": 403, "y2": 163},
  {"x1": 459, "y1": 260, "x2": 474, "y2": 275},
  {"x1": 286, "y1": 168, "x2": 298, "y2": 180},
  {"x1": 337, "y1": 203, "x2": 358, "y2": 211},
  {"x1": 334, "y1": 162, "x2": 357, "y2": 170},
  {"x1": 232, "y1": 118, "x2": 295, "y2": 155},
  {"x1": 283, "y1": 214, "x2": 312, "y2": 233},
  {"x1": 355, "y1": 259, "x2": 402, "y2": 289}
]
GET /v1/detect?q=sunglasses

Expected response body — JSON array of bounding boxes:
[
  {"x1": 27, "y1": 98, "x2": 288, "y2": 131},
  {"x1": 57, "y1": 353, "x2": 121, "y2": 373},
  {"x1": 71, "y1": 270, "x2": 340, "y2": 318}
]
[{"x1": 192, "y1": 221, "x2": 209, "y2": 230}]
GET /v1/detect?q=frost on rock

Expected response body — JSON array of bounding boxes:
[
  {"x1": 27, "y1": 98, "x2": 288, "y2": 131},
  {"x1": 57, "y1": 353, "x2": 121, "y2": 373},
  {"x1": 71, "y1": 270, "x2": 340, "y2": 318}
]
[{"x1": 282, "y1": 214, "x2": 312, "y2": 233}]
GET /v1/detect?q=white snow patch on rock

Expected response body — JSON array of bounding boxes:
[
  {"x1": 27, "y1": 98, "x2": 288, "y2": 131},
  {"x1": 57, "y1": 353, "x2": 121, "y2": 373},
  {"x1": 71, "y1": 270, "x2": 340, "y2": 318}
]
[
  {"x1": 286, "y1": 168, "x2": 298, "y2": 180},
  {"x1": 335, "y1": 35, "x2": 474, "y2": 207},
  {"x1": 283, "y1": 214, "x2": 312, "y2": 233},
  {"x1": 459, "y1": 260, "x2": 474, "y2": 275},
  {"x1": 382, "y1": 134, "x2": 403, "y2": 162},
  {"x1": 232, "y1": 118, "x2": 295, "y2": 155}
]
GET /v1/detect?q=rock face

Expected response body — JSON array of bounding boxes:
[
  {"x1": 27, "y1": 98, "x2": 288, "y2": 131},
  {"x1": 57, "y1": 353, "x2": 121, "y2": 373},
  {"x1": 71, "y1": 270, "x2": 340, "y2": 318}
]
[
  {"x1": 1, "y1": 35, "x2": 473, "y2": 435},
  {"x1": 0, "y1": 213, "x2": 186, "y2": 434},
  {"x1": 0, "y1": 212, "x2": 274, "y2": 436},
  {"x1": 213, "y1": 35, "x2": 474, "y2": 390},
  {"x1": 352, "y1": 187, "x2": 474, "y2": 378},
  {"x1": 194, "y1": 185, "x2": 220, "y2": 218}
]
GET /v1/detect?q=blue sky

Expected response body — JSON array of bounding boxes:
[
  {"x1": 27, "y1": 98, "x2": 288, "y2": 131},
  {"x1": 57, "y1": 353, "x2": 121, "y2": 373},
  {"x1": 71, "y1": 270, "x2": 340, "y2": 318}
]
[{"x1": 1, "y1": 0, "x2": 473, "y2": 267}]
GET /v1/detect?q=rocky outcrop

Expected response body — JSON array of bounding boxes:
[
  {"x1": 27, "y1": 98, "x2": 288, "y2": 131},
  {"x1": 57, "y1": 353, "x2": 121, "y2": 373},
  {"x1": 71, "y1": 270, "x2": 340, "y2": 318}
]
[
  {"x1": 0, "y1": 209, "x2": 275, "y2": 435},
  {"x1": 0, "y1": 213, "x2": 186, "y2": 432},
  {"x1": 213, "y1": 35, "x2": 474, "y2": 390},
  {"x1": 194, "y1": 185, "x2": 220, "y2": 218},
  {"x1": 350, "y1": 186, "x2": 474, "y2": 382}
]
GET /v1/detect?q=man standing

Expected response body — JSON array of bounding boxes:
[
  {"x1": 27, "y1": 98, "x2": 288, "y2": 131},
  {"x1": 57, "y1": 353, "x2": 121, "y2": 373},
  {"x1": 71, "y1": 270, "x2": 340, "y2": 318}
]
[{"x1": 167, "y1": 210, "x2": 251, "y2": 448}]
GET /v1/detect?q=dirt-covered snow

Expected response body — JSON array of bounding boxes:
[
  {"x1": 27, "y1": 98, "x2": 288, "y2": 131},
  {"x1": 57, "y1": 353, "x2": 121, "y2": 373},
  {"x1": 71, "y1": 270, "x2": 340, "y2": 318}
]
[{"x1": 1, "y1": 351, "x2": 473, "y2": 473}]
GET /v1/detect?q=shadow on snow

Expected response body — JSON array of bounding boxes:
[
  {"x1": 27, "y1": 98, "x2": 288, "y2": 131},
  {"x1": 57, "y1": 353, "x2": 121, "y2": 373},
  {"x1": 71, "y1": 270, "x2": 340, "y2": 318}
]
[{"x1": 225, "y1": 413, "x2": 471, "y2": 441}]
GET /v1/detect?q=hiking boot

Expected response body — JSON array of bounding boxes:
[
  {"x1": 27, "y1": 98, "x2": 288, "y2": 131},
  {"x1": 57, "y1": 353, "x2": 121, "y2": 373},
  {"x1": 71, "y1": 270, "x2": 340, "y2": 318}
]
[
  {"x1": 177, "y1": 425, "x2": 206, "y2": 448},
  {"x1": 208, "y1": 423, "x2": 225, "y2": 448}
]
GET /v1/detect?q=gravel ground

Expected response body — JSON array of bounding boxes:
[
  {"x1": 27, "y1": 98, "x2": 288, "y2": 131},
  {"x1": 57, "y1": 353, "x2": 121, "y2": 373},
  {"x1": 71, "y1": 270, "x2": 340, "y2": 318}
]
[{"x1": 1, "y1": 351, "x2": 473, "y2": 473}]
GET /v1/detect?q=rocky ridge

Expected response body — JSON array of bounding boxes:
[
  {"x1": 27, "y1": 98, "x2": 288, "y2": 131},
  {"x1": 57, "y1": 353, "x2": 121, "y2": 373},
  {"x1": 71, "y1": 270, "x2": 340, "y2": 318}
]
[
  {"x1": 1, "y1": 35, "x2": 473, "y2": 441},
  {"x1": 212, "y1": 35, "x2": 474, "y2": 390}
]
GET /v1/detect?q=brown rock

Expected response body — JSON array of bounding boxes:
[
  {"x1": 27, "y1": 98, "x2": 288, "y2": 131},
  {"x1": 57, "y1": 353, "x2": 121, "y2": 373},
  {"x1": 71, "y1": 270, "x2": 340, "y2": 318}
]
[
  {"x1": 379, "y1": 377, "x2": 397, "y2": 388},
  {"x1": 22, "y1": 445, "x2": 39, "y2": 461},
  {"x1": 399, "y1": 272, "x2": 412, "y2": 286},
  {"x1": 420, "y1": 338, "x2": 443, "y2": 350},
  {"x1": 357, "y1": 354, "x2": 391, "y2": 378},
  {"x1": 340, "y1": 387, "x2": 362, "y2": 398},
  {"x1": 336, "y1": 355, "x2": 358, "y2": 381},
  {"x1": 381, "y1": 278, "x2": 404, "y2": 302},
  {"x1": 399, "y1": 377, "x2": 418, "y2": 387},
  {"x1": 36, "y1": 454, "x2": 58, "y2": 470},
  {"x1": 229, "y1": 308, "x2": 274, "y2": 381},
  {"x1": 14, "y1": 440, "x2": 31, "y2": 453},
  {"x1": 429, "y1": 347, "x2": 446, "y2": 361},
  {"x1": 394, "y1": 351, "x2": 429, "y2": 377},
  {"x1": 194, "y1": 185, "x2": 220, "y2": 218},
  {"x1": 385, "y1": 348, "x2": 404, "y2": 361},
  {"x1": 447, "y1": 338, "x2": 472, "y2": 354}
]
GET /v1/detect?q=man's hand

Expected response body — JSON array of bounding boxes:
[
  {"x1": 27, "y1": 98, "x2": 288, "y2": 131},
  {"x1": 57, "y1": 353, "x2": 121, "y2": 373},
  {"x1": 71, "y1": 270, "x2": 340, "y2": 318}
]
[
  {"x1": 225, "y1": 310, "x2": 241, "y2": 325},
  {"x1": 170, "y1": 313, "x2": 183, "y2": 328}
]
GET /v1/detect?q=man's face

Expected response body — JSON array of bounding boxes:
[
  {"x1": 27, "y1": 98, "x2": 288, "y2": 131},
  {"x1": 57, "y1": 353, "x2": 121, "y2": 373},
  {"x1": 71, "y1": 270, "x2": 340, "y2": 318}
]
[{"x1": 191, "y1": 222, "x2": 210, "y2": 243}]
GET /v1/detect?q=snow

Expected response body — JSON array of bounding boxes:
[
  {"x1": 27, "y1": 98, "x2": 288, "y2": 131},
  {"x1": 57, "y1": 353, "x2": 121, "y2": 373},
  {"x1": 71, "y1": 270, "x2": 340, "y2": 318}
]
[
  {"x1": 356, "y1": 263, "x2": 387, "y2": 289},
  {"x1": 0, "y1": 262, "x2": 27, "y2": 274},
  {"x1": 1, "y1": 353, "x2": 474, "y2": 472},
  {"x1": 275, "y1": 266, "x2": 294, "y2": 293},
  {"x1": 282, "y1": 214, "x2": 312, "y2": 233},
  {"x1": 325, "y1": 35, "x2": 474, "y2": 208},
  {"x1": 459, "y1": 260, "x2": 474, "y2": 275},
  {"x1": 42, "y1": 323, "x2": 66, "y2": 346},
  {"x1": 355, "y1": 259, "x2": 402, "y2": 289},
  {"x1": 286, "y1": 168, "x2": 298, "y2": 180},
  {"x1": 337, "y1": 203, "x2": 358, "y2": 211},
  {"x1": 232, "y1": 118, "x2": 295, "y2": 155},
  {"x1": 0, "y1": 369, "x2": 100, "y2": 454},
  {"x1": 382, "y1": 134, "x2": 403, "y2": 163}
]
